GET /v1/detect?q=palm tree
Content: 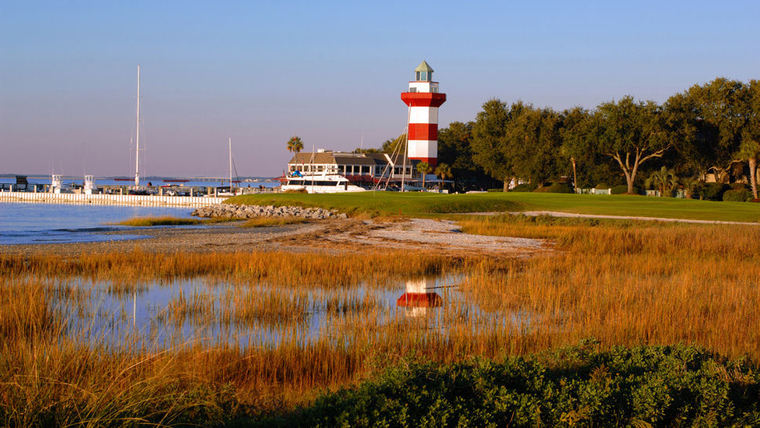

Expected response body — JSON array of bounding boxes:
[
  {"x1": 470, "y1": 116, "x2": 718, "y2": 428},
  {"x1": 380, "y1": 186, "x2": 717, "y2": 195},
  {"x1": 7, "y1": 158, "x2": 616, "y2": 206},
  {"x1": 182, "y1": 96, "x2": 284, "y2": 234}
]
[
  {"x1": 287, "y1": 136, "x2": 304, "y2": 154},
  {"x1": 737, "y1": 139, "x2": 760, "y2": 200},
  {"x1": 646, "y1": 167, "x2": 678, "y2": 197},
  {"x1": 679, "y1": 176, "x2": 702, "y2": 199},
  {"x1": 416, "y1": 161, "x2": 432, "y2": 188},
  {"x1": 435, "y1": 163, "x2": 453, "y2": 191}
]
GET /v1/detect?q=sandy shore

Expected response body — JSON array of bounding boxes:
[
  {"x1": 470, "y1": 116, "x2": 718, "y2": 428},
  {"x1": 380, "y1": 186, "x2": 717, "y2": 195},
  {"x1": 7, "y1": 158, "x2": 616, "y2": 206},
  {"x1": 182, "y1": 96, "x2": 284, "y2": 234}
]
[{"x1": 1, "y1": 218, "x2": 546, "y2": 256}]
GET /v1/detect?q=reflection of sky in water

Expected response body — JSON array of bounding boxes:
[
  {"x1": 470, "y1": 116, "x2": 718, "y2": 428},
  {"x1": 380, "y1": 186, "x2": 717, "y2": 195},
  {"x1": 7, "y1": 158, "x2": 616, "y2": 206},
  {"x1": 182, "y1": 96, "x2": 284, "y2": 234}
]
[
  {"x1": 52, "y1": 274, "x2": 538, "y2": 351},
  {"x1": 0, "y1": 203, "x2": 194, "y2": 244}
]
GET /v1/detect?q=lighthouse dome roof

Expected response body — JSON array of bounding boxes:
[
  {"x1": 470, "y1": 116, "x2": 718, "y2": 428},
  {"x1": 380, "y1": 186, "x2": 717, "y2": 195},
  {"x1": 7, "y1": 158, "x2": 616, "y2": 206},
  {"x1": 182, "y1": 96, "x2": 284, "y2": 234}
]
[{"x1": 414, "y1": 61, "x2": 434, "y2": 73}]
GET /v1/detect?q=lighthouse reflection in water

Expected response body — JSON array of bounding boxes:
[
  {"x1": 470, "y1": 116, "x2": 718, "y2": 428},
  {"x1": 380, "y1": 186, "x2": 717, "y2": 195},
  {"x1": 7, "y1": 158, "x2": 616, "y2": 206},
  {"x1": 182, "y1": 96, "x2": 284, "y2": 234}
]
[{"x1": 396, "y1": 278, "x2": 443, "y2": 317}]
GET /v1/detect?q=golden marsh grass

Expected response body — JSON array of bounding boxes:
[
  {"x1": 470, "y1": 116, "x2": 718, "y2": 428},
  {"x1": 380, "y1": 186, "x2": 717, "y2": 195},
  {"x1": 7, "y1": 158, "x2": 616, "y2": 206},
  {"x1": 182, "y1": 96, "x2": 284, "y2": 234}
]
[{"x1": 3, "y1": 216, "x2": 760, "y2": 424}]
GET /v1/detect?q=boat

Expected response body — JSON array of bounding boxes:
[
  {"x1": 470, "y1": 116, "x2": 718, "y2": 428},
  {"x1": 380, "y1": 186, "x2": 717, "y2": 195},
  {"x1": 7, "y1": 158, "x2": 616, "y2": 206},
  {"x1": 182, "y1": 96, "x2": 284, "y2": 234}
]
[{"x1": 281, "y1": 173, "x2": 367, "y2": 193}]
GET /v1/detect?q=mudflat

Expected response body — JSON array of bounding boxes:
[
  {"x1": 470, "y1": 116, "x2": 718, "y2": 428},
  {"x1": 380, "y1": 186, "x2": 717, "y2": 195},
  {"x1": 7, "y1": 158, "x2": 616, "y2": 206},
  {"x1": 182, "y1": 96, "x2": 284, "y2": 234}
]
[{"x1": 0, "y1": 218, "x2": 545, "y2": 256}]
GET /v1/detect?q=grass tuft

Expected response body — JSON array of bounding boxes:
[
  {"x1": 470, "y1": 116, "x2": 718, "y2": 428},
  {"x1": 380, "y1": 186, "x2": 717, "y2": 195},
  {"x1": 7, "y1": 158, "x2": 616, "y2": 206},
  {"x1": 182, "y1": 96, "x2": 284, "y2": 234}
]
[
  {"x1": 239, "y1": 216, "x2": 308, "y2": 228},
  {"x1": 115, "y1": 216, "x2": 240, "y2": 226}
]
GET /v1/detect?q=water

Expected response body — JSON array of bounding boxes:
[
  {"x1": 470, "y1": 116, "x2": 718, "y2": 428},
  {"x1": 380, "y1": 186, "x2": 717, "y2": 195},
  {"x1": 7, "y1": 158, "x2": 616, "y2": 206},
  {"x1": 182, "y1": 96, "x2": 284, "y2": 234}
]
[
  {"x1": 0, "y1": 176, "x2": 280, "y2": 189},
  {"x1": 54, "y1": 275, "x2": 492, "y2": 350},
  {"x1": 0, "y1": 203, "x2": 194, "y2": 244}
]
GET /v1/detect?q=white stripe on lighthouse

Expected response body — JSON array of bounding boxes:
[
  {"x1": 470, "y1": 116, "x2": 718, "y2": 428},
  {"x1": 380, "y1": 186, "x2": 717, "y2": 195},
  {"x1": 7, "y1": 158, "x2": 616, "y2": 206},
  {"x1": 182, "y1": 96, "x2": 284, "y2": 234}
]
[
  {"x1": 409, "y1": 107, "x2": 439, "y2": 124},
  {"x1": 408, "y1": 141, "x2": 437, "y2": 158}
]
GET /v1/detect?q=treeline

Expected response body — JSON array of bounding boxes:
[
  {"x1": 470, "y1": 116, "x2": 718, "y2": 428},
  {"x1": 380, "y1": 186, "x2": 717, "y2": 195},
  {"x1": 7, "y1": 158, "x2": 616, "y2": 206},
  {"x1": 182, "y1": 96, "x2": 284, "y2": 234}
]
[{"x1": 428, "y1": 78, "x2": 759, "y2": 199}]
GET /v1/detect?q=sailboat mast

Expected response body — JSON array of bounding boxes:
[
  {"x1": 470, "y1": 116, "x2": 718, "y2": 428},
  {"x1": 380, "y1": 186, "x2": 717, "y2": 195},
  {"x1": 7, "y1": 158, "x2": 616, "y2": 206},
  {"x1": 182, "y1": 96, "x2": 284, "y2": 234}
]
[
  {"x1": 228, "y1": 137, "x2": 233, "y2": 193},
  {"x1": 135, "y1": 65, "x2": 141, "y2": 187}
]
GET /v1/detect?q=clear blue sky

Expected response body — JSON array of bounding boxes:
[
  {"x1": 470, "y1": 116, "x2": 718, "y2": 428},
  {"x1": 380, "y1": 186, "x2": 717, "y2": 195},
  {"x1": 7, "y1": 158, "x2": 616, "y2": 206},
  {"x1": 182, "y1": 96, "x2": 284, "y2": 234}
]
[{"x1": 1, "y1": 1, "x2": 758, "y2": 177}]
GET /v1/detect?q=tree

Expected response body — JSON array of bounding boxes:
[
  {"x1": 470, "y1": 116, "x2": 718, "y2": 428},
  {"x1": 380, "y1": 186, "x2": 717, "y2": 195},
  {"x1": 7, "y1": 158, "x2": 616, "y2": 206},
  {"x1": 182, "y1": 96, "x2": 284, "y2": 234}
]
[
  {"x1": 434, "y1": 163, "x2": 452, "y2": 191},
  {"x1": 438, "y1": 121, "x2": 495, "y2": 190},
  {"x1": 646, "y1": 167, "x2": 678, "y2": 197},
  {"x1": 438, "y1": 122, "x2": 475, "y2": 174},
  {"x1": 416, "y1": 161, "x2": 432, "y2": 188},
  {"x1": 353, "y1": 147, "x2": 381, "y2": 154},
  {"x1": 737, "y1": 140, "x2": 760, "y2": 200},
  {"x1": 381, "y1": 136, "x2": 405, "y2": 154},
  {"x1": 286, "y1": 136, "x2": 304, "y2": 154},
  {"x1": 738, "y1": 80, "x2": 760, "y2": 200},
  {"x1": 559, "y1": 107, "x2": 591, "y2": 189},
  {"x1": 503, "y1": 105, "x2": 564, "y2": 186},
  {"x1": 595, "y1": 97, "x2": 670, "y2": 194},
  {"x1": 663, "y1": 91, "x2": 718, "y2": 180},
  {"x1": 471, "y1": 99, "x2": 514, "y2": 190},
  {"x1": 670, "y1": 79, "x2": 746, "y2": 183}
]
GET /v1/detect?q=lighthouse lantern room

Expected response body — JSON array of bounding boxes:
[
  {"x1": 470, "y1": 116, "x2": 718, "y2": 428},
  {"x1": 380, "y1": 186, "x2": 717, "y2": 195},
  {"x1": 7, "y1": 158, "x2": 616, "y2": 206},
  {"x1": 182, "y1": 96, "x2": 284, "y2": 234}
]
[{"x1": 401, "y1": 61, "x2": 446, "y2": 168}]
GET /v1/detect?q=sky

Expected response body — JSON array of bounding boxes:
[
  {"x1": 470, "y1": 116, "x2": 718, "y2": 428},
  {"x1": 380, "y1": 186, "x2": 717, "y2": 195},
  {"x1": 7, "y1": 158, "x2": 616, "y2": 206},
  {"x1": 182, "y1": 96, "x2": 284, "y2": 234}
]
[{"x1": 1, "y1": 1, "x2": 759, "y2": 177}]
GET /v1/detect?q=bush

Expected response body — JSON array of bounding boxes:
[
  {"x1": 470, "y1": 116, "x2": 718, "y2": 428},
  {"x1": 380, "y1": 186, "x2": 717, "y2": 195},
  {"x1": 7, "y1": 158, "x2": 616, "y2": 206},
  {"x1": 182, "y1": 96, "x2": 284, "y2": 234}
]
[
  {"x1": 723, "y1": 188, "x2": 752, "y2": 202},
  {"x1": 610, "y1": 185, "x2": 642, "y2": 195},
  {"x1": 534, "y1": 183, "x2": 573, "y2": 193},
  {"x1": 486, "y1": 188, "x2": 503, "y2": 192},
  {"x1": 279, "y1": 344, "x2": 760, "y2": 427},
  {"x1": 510, "y1": 183, "x2": 538, "y2": 192},
  {"x1": 595, "y1": 183, "x2": 610, "y2": 190},
  {"x1": 700, "y1": 183, "x2": 728, "y2": 201}
]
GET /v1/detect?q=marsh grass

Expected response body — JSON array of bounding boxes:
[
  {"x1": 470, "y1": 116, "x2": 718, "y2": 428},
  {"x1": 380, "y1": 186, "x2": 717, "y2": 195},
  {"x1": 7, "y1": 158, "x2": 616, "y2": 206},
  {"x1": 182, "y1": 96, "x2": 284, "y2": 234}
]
[
  {"x1": 239, "y1": 216, "x2": 308, "y2": 228},
  {"x1": 4, "y1": 217, "x2": 760, "y2": 424},
  {"x1": 114, "y1": 216, "x2": 239, "y2": 227}
]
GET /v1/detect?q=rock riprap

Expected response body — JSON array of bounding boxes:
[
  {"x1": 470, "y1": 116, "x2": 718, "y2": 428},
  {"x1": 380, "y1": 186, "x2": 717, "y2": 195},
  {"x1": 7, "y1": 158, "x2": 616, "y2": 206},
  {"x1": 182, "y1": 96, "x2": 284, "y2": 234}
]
[{"x1": 192, "y1": 204, "x2": 346, "y2": 220}]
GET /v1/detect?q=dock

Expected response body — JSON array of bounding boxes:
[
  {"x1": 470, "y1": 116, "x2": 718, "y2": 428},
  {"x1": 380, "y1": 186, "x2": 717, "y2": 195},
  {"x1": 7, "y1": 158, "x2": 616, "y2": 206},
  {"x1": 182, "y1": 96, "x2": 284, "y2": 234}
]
[{"x1": 0, "y1": 191, "x2": 227, "y2": 207}]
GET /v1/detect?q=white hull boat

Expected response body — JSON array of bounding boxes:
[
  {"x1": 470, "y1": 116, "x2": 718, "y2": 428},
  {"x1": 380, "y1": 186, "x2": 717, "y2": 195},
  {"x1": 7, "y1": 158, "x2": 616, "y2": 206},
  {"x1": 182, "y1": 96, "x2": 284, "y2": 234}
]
[{"x1": 282, "y1": 174, "x2": 367, "y2": 194}]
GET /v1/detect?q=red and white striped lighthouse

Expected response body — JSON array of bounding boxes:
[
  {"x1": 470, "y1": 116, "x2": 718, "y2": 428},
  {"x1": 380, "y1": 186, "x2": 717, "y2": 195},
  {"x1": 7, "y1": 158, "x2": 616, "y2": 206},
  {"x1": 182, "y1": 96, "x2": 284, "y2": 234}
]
[{"x1": 401, "y1": 61, "x2": 446, "y2": 168}]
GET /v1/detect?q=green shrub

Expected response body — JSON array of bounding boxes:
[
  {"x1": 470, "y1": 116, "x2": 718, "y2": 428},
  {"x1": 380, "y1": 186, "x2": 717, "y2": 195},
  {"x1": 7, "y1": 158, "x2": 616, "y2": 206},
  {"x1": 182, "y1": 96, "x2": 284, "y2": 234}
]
[
  {"x1": 276, "y1": 344, "x2": 760, "y2": 427},
  {"x1": 510, "y1": 183, "x2": 538, "y2": 192},
  {"x1": 486, "y1": 188, "x2": 503, "y2": 192},
  {"x1": 700, "y1": 183, "x2": 728, "y2": 201},
  {"x1": 723, "y1": 188, "x2": 752, "y2": 202},
  {"x1": 610, "y1": 185, "x2": 642, "y2": 195},
  {"x1": 595, "y1": 183, "x2": 610, "y2": 190},
  {"x1": 534, "y1": 183, "x2": 573, "y2": 193}
]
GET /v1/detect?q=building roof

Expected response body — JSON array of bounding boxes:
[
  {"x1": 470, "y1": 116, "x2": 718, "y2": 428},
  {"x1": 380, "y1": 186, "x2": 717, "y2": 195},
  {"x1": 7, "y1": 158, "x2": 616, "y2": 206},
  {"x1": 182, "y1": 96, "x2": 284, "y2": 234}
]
[
  {"x1": 414, "y1": 60, "x2": 434, "y2": 73},
  {"x1": 288, "y1": 152, "x2": 337, "y2": 165},
  {"x1": 288, "y1": 151, "x2": 411, "y2": 167}
]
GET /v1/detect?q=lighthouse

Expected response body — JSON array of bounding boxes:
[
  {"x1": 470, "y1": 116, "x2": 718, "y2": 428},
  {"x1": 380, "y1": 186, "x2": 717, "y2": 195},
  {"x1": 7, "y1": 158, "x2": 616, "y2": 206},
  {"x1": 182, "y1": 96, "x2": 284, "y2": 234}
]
[{"x1": 401, "y1": 61, "x2": 446, "y2": 168}]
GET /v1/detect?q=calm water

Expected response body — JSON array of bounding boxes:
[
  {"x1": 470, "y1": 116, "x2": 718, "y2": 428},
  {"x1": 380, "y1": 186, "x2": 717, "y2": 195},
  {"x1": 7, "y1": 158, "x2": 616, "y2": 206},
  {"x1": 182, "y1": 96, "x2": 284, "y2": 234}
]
[
  {"x1": 48, "y1": 274, "x2": 538, "y2": 350},
  {"x1": 54, "y1": 274, "x2": 501, "y2": 349},
  {"x1": 0, "y1": 203, "x2": 194, "y2": 244},
  {"x1": 0, "y1": 176, "x2": 280, "y2": 189}
]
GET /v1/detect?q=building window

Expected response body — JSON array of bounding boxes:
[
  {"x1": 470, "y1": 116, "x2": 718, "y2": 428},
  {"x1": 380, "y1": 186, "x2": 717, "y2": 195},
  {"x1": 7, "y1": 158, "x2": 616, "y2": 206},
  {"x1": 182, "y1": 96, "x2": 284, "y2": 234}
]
[
  {"x1": 361, "y1": 166, "x2": 370, "y2": 174},
  {"x1": 409, "y1": 87, "x2": 417, "y2": 93},
  {"x1": 338, "y1": 165, "x2": 345, "y2": 173}
]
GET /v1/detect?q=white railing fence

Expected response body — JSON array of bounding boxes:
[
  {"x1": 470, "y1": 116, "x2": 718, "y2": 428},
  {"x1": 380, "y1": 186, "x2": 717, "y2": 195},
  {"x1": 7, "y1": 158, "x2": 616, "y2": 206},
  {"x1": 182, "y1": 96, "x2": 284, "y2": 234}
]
[{"x1": 0, "y1": 191, "x2": 227, "y2": 207}]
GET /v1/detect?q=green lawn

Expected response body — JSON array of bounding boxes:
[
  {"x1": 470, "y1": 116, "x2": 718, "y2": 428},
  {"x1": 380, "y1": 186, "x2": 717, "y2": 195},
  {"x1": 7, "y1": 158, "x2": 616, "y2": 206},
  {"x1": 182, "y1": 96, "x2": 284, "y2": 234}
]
[{"x1": 226, "y1": 192, "x2": 760, "y2": 222}]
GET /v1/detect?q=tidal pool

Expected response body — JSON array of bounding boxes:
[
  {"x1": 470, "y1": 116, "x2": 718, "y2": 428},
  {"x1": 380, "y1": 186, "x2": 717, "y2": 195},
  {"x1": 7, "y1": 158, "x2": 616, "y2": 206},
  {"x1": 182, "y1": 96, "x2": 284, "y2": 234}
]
[{"x1": 50, "y1": 274, "x2": 536, "y2": 350}]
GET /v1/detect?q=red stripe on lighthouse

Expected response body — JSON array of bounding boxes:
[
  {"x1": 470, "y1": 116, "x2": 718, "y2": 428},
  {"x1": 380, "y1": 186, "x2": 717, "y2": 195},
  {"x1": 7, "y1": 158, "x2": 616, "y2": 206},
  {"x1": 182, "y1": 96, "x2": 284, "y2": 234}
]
[
  {"x1": 408, "y1": 123, "x2": 438, "y2": 140},
  {"x1": 409, "y1": 157, "x2": 438, "y2": 168},
  {"x1": 401, "y1": 92, "x2": 447, "y2": 107}
]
